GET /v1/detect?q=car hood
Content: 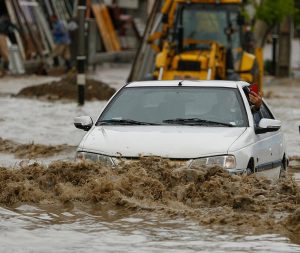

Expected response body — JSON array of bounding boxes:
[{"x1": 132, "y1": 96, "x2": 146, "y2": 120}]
[{"x1": 80, "y1": 126, "x2": 246, "y2": 159}]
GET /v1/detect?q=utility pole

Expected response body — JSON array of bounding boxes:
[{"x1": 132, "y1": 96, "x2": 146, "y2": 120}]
[{"x1": 77, "y1": 0, "x2": 86, "y2": 106}]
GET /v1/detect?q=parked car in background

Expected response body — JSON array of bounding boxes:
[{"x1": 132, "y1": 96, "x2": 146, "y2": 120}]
[{"x1": 74, "y1": 80, "x2": 288, "y2": 180}]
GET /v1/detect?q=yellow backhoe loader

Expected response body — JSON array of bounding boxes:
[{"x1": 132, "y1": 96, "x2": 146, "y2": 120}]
[{"x1": 128, "y1": 0, "x2": 264, "y2": 91}]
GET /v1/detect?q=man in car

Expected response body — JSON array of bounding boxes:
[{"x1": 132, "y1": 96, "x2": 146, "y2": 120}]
[
  {"x1": 244, "y1": 88, "x2": 263, "y2": 126},
  {"x1": 210, "y1": 88, "x2": 262, "y2": 126}
]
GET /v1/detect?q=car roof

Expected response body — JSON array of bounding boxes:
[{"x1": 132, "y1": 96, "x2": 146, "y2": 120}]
[{"x1": 126, "y1": 80, "x2": 250, "y2": 88}]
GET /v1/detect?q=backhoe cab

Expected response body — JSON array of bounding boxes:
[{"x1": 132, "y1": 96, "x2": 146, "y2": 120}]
[{"x1": 149, "y1": 0, "x2": 263, "y2": 90}]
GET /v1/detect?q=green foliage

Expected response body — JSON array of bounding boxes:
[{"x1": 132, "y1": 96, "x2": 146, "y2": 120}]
[
  {"x1": 255, "y1": 0, "x2": 294, "y2": 26},
  {"x1": 295, "y1": 0, "x2": 300, "y2": 26}
]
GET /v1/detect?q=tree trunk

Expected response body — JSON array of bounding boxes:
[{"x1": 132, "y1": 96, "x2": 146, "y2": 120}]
[
  {"x1": 253, "y1": 19, "x2": 270, "y2": 47},
  {"x1": 277, "y1": 17, "x2": 293, "y2": 77}
]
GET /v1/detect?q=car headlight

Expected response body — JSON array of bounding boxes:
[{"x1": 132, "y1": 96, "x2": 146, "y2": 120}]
[
  {"x1": 76, "y1": 151, "x2": 115, "y2": 166},
  {"x1": 190, "y1": 155, "x2": 236, "y2": 169}
]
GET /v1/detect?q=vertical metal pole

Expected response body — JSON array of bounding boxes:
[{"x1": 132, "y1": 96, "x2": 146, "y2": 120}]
[
  {"x1": 87, "y1": 19, "x2": 97, "y2": 65},
  {"x1": 272, "y1": 34, "x2": 278, "y2": 76},
  {"x1": 77, "y1": 0, "x2": 86, "y2": 106}
]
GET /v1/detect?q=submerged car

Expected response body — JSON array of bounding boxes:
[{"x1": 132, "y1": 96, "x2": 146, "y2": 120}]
[{"x1": 74, "y1": 80, "x2": 287, "y2": 179}]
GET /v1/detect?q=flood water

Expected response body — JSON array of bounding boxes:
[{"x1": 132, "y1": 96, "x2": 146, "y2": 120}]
[
  {"x1": 0, "y1": 78, "x2": 300, "y2": 252},
  {"x1": 264, "y1": 82, "x2": 300, "y2": 156},
  {"x1": 1, "y1": 205, "x2": 300, "y2": 253}
]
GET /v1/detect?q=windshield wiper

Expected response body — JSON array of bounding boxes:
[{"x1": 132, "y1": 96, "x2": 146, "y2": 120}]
[
  {"x1": 97, "y1": 119, "x2": 158, "y2": 126},
  {"x1": 162, "y1": 118, "x2": 234, "y2": 127}
]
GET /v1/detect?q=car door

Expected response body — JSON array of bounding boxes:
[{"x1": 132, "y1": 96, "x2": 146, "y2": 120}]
[
  {"x1": 260, "y1": 102, "x2": 284, "y2": 167},
  {"x1": 253, "y1": 102, "x2": 283, "y2": 179}
]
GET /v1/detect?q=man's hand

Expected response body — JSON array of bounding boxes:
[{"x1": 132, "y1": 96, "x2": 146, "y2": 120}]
[{"x1": 249, "y1": 91, "x2": 262, "y2": 110}]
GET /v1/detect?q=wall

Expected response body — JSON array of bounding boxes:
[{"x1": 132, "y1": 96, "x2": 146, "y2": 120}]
[{"x1": 264, "y1": 38, "x2": 300, "y2": 72}]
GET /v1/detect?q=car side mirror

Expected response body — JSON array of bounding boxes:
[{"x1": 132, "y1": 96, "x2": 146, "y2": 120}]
[
  {"x1": 255, "y1": 118, "x2": 281, "y2": 134},
  {"x1": 74, "y1": 116, "x2": 93, "y2": 131}
]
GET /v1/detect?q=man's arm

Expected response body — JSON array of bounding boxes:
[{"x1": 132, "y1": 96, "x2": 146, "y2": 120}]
[{"x1": 249, "y1": 91, "x2": 262, "y2": 111}]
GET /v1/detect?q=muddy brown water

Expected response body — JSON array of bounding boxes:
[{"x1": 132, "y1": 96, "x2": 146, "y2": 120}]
[
  {"x1": 0, "y1": 159, "x2": 300, "y2": 252},
  {"x1": 0, "y1": 138, "x2": 74, "y2": 159}
]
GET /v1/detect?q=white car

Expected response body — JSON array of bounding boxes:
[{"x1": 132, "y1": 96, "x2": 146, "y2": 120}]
[{"x1": 74, "y1": 80, "x2": 288, "y2": 179}]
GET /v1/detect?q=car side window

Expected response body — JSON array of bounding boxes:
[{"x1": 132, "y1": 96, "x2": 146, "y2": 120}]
[
  {"x1": 260, "y1": 102, "x2": 274, "y2": 119},
  {"x1": 253, "y1": 110, "x2": 262, "y2": 127},
  {"x1": 252, "y1": 102, "x2": 274, "y2": 126}
]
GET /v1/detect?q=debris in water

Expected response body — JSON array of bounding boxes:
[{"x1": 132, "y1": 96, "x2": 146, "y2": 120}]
[{"x1": 16, "y1": 76, "x2": 116, "y2": 101}]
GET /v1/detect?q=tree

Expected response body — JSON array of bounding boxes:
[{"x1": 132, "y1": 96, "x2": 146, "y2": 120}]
[
  {"x1": 294, "y1": 0, "x2": 300, "y2": 31},
  {"x1": 249, "y1": 0, "x2": 295, "y2": 47}
]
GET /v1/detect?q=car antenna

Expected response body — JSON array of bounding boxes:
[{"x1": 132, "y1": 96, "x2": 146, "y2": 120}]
[{"x1": 178, "y1": 80, "x2": 184, "y2": 86}]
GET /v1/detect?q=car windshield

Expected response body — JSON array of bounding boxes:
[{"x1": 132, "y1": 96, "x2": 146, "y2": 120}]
[
  {"x1": 180, "y1": 6, "x2": 241, "y2": 50},
  {"x1": 97, "y1": 86, "x2": 248, "y2": 127}
]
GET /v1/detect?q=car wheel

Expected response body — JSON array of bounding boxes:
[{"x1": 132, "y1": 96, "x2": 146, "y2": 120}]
[
  {"x1": 245, "y1": 167, "x2": 253, "y2": 175},
  {"x1": 244, "y1": 159, "x2": 254, "y2": 175},
  {"x1": 279, "y1": 158, "x2": 287, "y2": 179}
]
